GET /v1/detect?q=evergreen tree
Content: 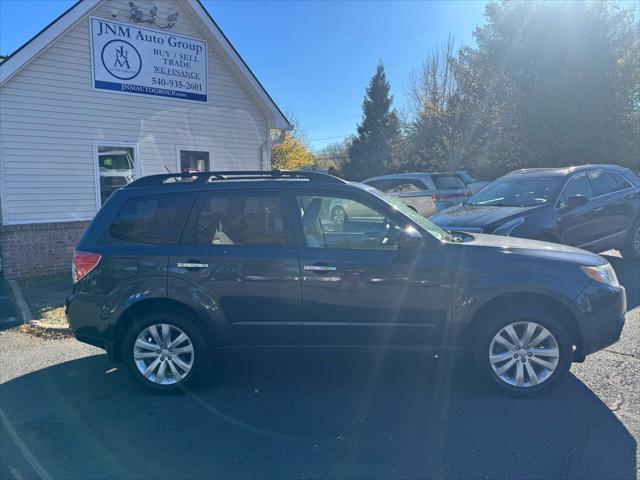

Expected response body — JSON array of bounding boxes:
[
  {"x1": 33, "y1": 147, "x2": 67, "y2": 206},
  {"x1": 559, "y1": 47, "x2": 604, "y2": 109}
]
[{"x1": 343, "y1": 63, "x2": 401, "y2": 180}]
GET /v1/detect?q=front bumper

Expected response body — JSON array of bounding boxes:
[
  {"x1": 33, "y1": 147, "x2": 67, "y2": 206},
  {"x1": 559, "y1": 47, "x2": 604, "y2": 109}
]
[{"x1": 575, "y1": 281, "x2": 626, "y2": 357}]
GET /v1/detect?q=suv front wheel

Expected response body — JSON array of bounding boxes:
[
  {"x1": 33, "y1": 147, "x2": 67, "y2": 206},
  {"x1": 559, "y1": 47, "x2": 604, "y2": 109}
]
[
  {"x1": 621, "y1": 218, "x2": 640, "y2": 259},
  {"x1": 123, "y1": 312, "x2": 207, "y2": 392},
  {"x1": 473, "y1": 308, "x2": 572, "y2": 397}
]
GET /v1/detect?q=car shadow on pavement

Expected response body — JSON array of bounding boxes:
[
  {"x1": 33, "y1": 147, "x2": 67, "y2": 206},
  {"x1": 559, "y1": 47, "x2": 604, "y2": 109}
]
[
  {"x1": 604, "y1": 254, "x2": 640, "y2": 310},
  {"x1": 1, "y1": 347, "x2": 636, "y2": 479}
]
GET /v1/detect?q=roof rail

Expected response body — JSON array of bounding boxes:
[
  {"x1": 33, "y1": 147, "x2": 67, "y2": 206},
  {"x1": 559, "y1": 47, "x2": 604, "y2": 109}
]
[{"x1": 125, "y1": 170, "x2": 347, "y2": 188}]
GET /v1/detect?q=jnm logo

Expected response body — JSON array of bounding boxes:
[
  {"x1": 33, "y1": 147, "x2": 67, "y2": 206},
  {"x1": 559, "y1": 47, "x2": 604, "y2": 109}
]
[
  {"x1": 114, "y1": 45, "x2": 131, "y2": 69},
  {"x1": 101, "y1": 40, "x2": 142, "y2": 81}
]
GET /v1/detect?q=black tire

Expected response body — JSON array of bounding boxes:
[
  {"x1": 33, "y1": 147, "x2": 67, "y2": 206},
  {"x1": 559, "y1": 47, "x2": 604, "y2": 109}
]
[
  {"x1": 472, "y1": 306, "x2": 572, "y2": 398},
  {"x1": 621, "y1": 218, "x2": 640, "y2": 259},
  {"x1": 123, "y1": 311, "x2": 208, "y2": 393},
  {"x1": 331, "y1": 205, "x2": 347, "y2": 225}
]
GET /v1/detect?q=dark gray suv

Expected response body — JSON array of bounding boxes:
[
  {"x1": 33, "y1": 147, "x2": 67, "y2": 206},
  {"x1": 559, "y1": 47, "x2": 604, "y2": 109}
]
[{"x1": 66, "y1": 171, "x2": 626, "y2": 397}]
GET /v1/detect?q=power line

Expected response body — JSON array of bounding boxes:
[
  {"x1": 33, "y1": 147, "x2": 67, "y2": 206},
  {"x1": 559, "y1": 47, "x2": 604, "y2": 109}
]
[
  {"x1": 305, "y1": 114, "x2": 361, "y2": 131},
  {"x1": 309, "y1": 146, "x2": 350, "y2": 154},
  {"x1": 307, "y1": 133, "x2": 353, "y2": 143}
]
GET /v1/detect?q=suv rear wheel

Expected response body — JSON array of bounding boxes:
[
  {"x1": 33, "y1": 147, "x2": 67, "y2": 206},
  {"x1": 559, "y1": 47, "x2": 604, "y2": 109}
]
[
  {"x1": 473, "y1": 307, "x2": 572, "y2": 397},
  {"x1": 123, "y1": 312, "x2": 207, "y2": 392}
]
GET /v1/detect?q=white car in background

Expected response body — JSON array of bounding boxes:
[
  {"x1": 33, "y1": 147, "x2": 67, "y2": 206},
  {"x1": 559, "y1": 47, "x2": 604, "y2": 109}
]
[
  {"x1": 325, "y1": 182, "x2": 437, "y2": 225},
  {"x1": 362, "y1": 172, "x2": 471, "y2": 218}
]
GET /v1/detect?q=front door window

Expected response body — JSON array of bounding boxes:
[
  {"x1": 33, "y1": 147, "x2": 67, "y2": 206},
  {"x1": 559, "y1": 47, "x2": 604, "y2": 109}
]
[{"x1": 297, "y1": 195, "x2": 401, "y2": 250}]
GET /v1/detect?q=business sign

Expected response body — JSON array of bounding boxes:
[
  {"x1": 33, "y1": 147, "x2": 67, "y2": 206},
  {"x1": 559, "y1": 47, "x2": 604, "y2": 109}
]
[{"x1": 90, "y1": 17, "x2": 207, "y2": 102}]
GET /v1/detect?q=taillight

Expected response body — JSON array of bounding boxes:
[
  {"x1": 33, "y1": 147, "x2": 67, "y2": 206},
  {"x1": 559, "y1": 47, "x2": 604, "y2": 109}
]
[
  {"x1": 72, "y1": 250, "x2": 102, "y2": 283},
  {"x1": 431, "y1": 192, "x2": 472, "y2": 201},
  {"x1": 431, "y1": 194, "x2": 453, "y2": 201}
]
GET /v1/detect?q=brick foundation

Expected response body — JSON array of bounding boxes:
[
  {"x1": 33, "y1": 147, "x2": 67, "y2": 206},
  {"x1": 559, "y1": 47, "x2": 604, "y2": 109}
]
[{"x1": 0, "y1": 221, "x2": 91, "y2": 279}]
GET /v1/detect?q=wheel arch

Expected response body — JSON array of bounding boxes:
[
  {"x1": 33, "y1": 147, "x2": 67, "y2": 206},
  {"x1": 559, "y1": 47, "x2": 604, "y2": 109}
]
[
  {"x1": 463, "y1": 292, "x2": 584, "y2": 359},
  {"x1": 112, "y1": 298, "x2": 214, "y2": 362}
]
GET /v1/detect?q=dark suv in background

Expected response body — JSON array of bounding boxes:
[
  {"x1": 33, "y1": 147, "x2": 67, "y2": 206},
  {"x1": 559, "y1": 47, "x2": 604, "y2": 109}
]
[
  {"x1": 67, "y1": 171, "x2": 626, "y2": 397},
  {"x1": 430, "y1": 165, "x2": 640, "y2": 258}
]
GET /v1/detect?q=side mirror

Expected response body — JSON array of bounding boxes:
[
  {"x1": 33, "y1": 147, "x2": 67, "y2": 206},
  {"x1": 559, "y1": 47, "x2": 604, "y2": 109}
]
[
  {"x1": 398, "y1": 226, "x2": 424, "y2": 253},
  {"x1": 567, "y1": 194, "x2": 588, "y2": 210}
]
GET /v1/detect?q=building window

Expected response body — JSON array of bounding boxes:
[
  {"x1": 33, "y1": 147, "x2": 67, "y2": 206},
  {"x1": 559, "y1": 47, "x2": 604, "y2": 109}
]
[
  {"x1": 96, "y1": 145, "x2": 136, "y2": 205},
  {"x1": 179, "y1": 149, "x2": 211, "y2": 173}
]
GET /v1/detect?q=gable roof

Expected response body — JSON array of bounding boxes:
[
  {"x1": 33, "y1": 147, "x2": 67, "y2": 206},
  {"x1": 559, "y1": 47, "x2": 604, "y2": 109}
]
[{"x1": 0, "y1": 0, "x2": 291, "y2": 130}]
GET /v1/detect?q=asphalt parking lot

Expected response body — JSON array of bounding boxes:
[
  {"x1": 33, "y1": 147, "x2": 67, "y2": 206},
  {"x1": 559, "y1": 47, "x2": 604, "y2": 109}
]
[{"x1": 0, "y1": 253, "x2": 638, "y2": 480}]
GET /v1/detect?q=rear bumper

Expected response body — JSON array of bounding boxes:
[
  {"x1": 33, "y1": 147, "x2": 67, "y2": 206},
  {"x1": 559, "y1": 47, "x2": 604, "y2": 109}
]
[
  {"x1": 575, "y1": 281, "x2": 626, "y2": 357},
  {"x1": 66, "y1": 294, "x2": 119, "y2": 362}
]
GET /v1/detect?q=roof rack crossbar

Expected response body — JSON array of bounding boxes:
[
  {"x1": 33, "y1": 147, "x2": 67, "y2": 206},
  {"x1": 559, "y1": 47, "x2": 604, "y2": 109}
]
[{"x1": 126, "y1": 170, "x2": 346, "y2": 188}]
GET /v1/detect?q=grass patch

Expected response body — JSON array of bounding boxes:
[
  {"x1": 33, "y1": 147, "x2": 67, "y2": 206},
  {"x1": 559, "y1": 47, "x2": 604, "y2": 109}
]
[{"x1": 17, "y1": 274, "x2": 72, "y2": 338}]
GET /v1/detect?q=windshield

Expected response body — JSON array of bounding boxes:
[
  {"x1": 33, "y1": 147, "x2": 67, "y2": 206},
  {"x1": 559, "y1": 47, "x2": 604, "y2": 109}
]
[
  {"x1": 466, "y1": 177, "x2": 562, "y2": 207},
  {"x1": 366, "y1": 187, "x2": 450, "y2": 241}
]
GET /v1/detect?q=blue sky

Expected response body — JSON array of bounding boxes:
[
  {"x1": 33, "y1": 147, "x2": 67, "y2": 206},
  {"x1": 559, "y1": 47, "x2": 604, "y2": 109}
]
[{"x1": 0, "y1": 0, "x2": 487, "y2": 151}]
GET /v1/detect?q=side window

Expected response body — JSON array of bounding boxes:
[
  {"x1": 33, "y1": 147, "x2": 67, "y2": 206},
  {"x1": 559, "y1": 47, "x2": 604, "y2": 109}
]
[
  {"x1": 193, "y1": 194, "x2": 285, "y2": 247},
  {"x1": 612, "y1": 173, "x2": 632, "y2": 190},
  {"x1": 297, "y1": 195, "x2": 401, "y2": 250},
  {"x1": 588, "y1": 171, "x2": 620, "y2": 196},
  {"x1": 401, "y1": 180, "x2": 427, "y2": 191},
  {"x1": 392, "y1": 183, "x2": 421, "y2": 193},
  {"x1": 432, "y1": 175, "x2": 466, "y2": 190},
  {"x1": 108, "y1": 193, "x2": 194, "y2": 245},
  {"x1": 557, "y1": 174, "x2": 593, "y2": 209},
  {"x1": 365, "y1": 179, "x2": 405, "y2": 192}
]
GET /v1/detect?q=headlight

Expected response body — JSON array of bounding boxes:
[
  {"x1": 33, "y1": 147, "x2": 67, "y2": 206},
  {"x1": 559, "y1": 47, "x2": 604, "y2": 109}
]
[
  {"x1": 492, "y1": 217, "x2": 524, "y2": 236},
  {"x1": 581, "y1": 264, "x2": 619, "y2": 287}
]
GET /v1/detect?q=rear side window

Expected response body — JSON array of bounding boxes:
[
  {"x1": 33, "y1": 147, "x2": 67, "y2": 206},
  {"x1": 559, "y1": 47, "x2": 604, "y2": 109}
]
[
  {"x1": 432, "y1": 175, "x2": 466, "y2": 190},
  {"x1": 108, "y1": 193, "x2": 195, "y2": 245},
  {"x1": 192, "y1": 194, "x2": 285, "y2": 247},
  {"x1": 557, "y1": 173, "x2": 593, "y2": 209},
  {"x1": 612, "y1": 173, "x2": 632, "y2": 190},
  {"x1": 365, "y1": 179, "x2": 404, "y2": 192},
  {"x1": 366, "y1": 178, "x2": 427, "y2": 192},
  {"x1": 588, "y1": 170, "x2": 629, "y2": 197}
]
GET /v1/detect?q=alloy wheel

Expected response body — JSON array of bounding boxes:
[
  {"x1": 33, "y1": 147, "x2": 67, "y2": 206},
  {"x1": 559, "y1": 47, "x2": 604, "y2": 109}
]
[
  {"x1": 634, "y1": 225, "x2": 640, "y2": 255},
  {"x1": 332, "y1": 206, "x2": 346, "y2": 225},
  {"x1": 133, "y1": 323, "x2": 194, "y2": 385},
  {"x1": 489, "y1": 321, "x2": 560, "y2": 388}
]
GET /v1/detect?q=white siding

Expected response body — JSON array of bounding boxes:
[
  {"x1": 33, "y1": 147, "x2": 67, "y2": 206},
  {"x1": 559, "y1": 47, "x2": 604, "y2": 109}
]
[{"x1": 0, "y1": 0, "x2": 271, "y2": 225}]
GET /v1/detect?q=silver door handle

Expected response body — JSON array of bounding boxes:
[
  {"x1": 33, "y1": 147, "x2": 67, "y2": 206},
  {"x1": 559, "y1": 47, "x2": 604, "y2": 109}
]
[
  {"x1": 303, "y1": 265, "x2": 337, "y2": 272},
  {"x1": 177, "y1": 262, "x2": 209, "y2": 269}
]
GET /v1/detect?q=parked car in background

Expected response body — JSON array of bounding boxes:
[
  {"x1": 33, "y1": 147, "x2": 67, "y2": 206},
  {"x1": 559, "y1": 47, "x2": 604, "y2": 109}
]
[
  {"x1": 363, "y1": 173, "x2": 471, "y2": 217},
  {"x1": 67, "y1": 170, "x2": 626, "y2": 397},
  {"x1": 327, "y1": 183, "x2": 400, "y2": 224},
  {"x1": 430, "y1": 165, "x2": 640, "y2": 258},
  {"x1": 457, "y1": 170, "x2": 490, "y2": 193}
]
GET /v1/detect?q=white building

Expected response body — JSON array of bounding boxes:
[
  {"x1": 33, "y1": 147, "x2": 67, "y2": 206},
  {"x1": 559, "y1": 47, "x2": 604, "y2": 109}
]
[{"x1": 0, "y1": 0, "x2": 291, "y2": 278}]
